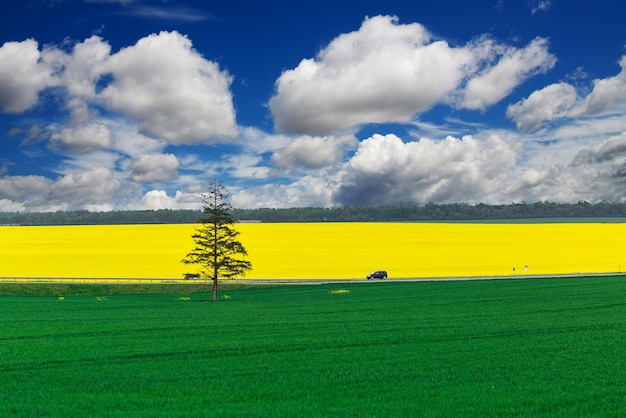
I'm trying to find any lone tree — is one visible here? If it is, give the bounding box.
[182,179,252,301]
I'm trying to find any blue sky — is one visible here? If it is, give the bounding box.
[1,0,626,211]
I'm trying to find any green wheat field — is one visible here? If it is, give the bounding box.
[1,277,625,416]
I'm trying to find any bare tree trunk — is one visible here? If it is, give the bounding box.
[212,261,218,301]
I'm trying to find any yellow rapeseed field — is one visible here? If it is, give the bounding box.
[0,222,624,279]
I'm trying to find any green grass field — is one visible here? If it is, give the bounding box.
[1,277,625,416]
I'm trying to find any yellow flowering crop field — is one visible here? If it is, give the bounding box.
[0,222,624,280]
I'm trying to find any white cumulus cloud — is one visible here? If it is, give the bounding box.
[129,153,179,182]
[47,36,112,123]
[49,123,113,153]
[271,135,358,169]
[507,55,626,131]
[334,133,518,206]
[0,170,124,212]
[232,176,334,209]
[134,189,201,210]
[506,82,578,131]
[461,37,556,110]
[580,56,626,116]
[269,16,556,135]
[270,16,474,134]
[49,167,120,207]
[100,31,237,144]
[570,131,626,167]
[0,175,53,202]
[0,39,55,113]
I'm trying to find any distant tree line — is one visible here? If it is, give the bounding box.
[0,209,201,225]
[235,201,626,222]
[1,201,626,225]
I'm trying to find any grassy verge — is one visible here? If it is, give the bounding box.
[1,276,625,416]
[0,281,269,296]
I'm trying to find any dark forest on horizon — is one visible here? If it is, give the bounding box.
[2,201,626,225]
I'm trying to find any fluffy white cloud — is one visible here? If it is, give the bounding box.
[232,176,334,208]
[0,199,27,212]
[0,175,53,201]
[45,36,112,123]
[461,37,556,110]
[134,189,201,210]
[49,167,120,206]
[270,16,474,134]
[45,37,110,100]
[570,132,626,167]
[49,123,112,153]
[137,190,178,210]
[1,32,238,147]
[0,39,54,113]
[129,153,179,182]
[580,56,626,115]
[505,145,626,204]
[269,16,556,135]
[271,135,358,169]
[100,31,237,144]
[507,55,626,131]
[334,133,518,206]
[0,173,119,212]
[105,119,166,157]
[506,82,578,131]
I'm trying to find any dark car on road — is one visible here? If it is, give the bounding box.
[366,270,388,280]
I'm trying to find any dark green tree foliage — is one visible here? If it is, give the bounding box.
[181,179,252,301]
[2,201,626,225]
